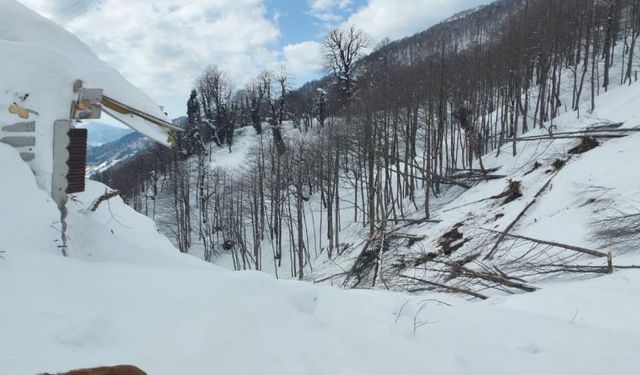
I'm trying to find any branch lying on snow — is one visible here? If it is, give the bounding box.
[314,272,348,284]
[592,213,640,250]
[437,259,539,293]
[399,274,489,300]
[515,134,626,142]
[374,218,441,224]
[484,170,560,260]
[514,125,640,142]
[614,265,640,270]
[89,189,120,212]
[478,228,609,258]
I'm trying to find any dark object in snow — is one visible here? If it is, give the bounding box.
[552,159,567,171]
[487,213,505,223]
[525,161,542,175]
[222,240,235,251]
[89,189,120,212]
[438,223,469,255]
[568,136,599,155]
[412,252,439,267]
[39,364,147,375]
[491,180,523,205]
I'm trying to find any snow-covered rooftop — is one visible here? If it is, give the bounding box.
[0,0,174,191]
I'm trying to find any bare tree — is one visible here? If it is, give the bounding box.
[324,25,369,110]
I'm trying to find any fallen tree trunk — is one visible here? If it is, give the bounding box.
[515,134,627,142]
[479,228,609,258]
[443,260,539,293]
[484,171,560,260]
[89,189,120,212]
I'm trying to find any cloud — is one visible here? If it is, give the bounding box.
[308,0,351,23]
[347,0,491,44]
[283,41,324,79]
[16,0,495,118]
[19,0,281,117]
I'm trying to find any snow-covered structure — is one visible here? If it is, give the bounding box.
[0,0,180,209]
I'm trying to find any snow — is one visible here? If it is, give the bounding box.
[2,162,640,375]
[0,0,173,192]
[0,143,58,253]
[3,77,640,373]
[1,151,640,374]
[2,2,640,373]
[0,0,167,121]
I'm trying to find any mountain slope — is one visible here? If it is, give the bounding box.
[2,140,640,375]
[78,122,133,147]
[87,132,151,177]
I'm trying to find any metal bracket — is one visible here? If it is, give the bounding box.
[71,80,103,120]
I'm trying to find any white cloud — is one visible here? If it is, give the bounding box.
[347,0,491,44]
[19,0,281,117]
[283,41,323,79]
[308,0,351,24]
[16,0,495,118]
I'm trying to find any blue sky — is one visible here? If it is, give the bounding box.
[265,0,366,46]
[20,0,493,117]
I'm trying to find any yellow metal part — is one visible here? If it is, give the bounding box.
[102,95,182,132]
[8,103,30,119]
[167,131,178,148]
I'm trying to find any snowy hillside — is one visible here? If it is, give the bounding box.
[87,132,151,177]
[2,137,640,374]
[2,0,640,374]
[78,122,133,147]
[311,79,640,294]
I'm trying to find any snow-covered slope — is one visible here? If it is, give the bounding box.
[2,1,640,373]
[78,122,133,147]
[2,138,640,375]
[1,49,640,375]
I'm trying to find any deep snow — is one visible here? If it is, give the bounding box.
[2,138,640,375]
[2,0,640,373]
[2,82,640,373]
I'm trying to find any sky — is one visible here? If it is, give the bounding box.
[19,0,493,119]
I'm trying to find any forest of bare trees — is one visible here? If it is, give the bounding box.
[94,0,640,280]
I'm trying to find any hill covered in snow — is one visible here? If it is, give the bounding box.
[2,123,640,374]
[2,0,640,374]
[78,122,133,147]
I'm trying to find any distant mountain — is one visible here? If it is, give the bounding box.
[78,121,133,146]
[86,116,187,178]
[292,0,523,103]
[87,132,152,177]
[361,0,523,66]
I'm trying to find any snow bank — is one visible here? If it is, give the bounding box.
[2,106,640,374]
[2,3,640,373]
[0,143,58,253]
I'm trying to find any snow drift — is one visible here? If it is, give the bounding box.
[1,1,640,375]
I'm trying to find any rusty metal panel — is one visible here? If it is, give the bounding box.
[66,128,87,194]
